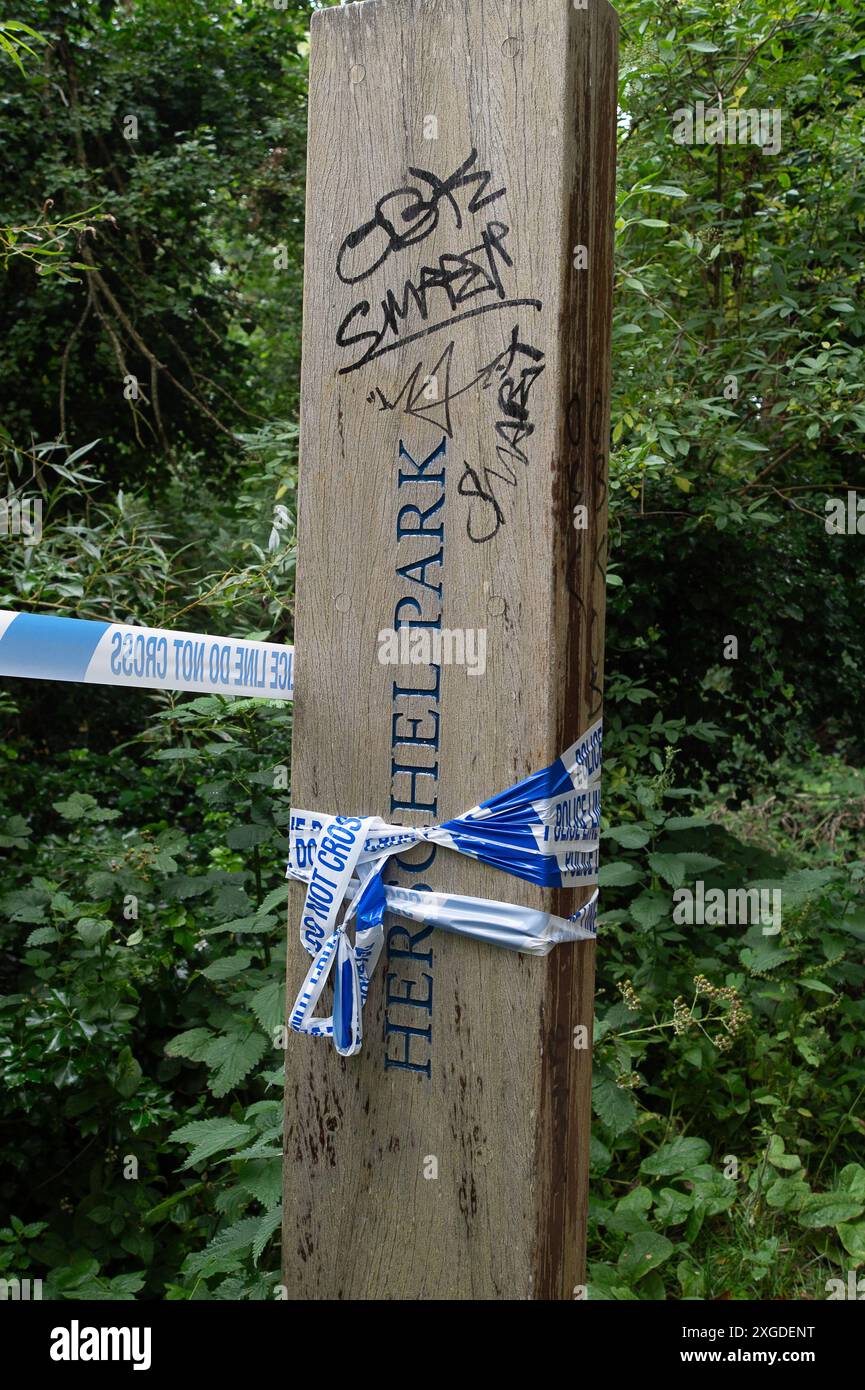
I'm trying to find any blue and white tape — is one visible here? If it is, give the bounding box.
[1,606,598,1059]
[0,610,294,701]
[287,721,602,1057]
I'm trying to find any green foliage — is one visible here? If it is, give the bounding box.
[610,0,865,780]
[588,710,865,1299]
[0,19,43,74]
[584,4,865,1294]
[1,0,863,1303]
[0,0,311,474]
[0,688,291,1297]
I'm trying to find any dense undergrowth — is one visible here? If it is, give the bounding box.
[2,0,864,1299]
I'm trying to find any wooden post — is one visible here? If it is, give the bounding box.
[283,0,617,1300]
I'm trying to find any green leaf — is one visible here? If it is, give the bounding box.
[113,1047,142,1099]
[837,1222,865,1260]
[740,943,795,973]
[795,1034,822,1066]
[183,1216,261,1276]
[837,1165,865,1203]
[249,980,284,1035]
[618,1232,675,1280]
[616,1185,653,1214]
[201,952,254,980]
[598,861,644,887]
[677,1260,705,1297]
[654,1187,693,1226]
[629,890,669,929]
[797,1193,865,1229]
[76,918,111,947]
[604,824,651,849]
[0,889,48,922]
[586,1264,639,1300]
[688,1166,736,1215]
[641,1137,710,1177]
[0,814,31,849]
[170,1118,253,1169]
[592,1071,637,1136]
[648,852,721,888]
[590,1135,612,1175]
[733,438,770,453]
[237,1159,283,1212]
[606,1209,653,1236]
[143,1182,206,1225]
[685,1198,707,1244]
[53,792,120,822]
[765,1177,810,1211]
[767,1135,801,1171]
[209,913,278,935]
[258,883,289,914]
[209,1031,269,1098]
[252,1205,282,1264]
[165,1027,215,1062]
[837,911,865,942]
[775,868,839,903]
[225,824,272,850]
[228,1141,284,1162]
[25,927,59,946]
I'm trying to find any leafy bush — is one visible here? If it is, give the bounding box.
[587,710,865,1298]
[2,0,864,1303]
[0,690,292,1297]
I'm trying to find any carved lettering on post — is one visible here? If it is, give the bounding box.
[284,0,618,1300]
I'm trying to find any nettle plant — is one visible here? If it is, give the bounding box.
[588,698,865,1299]
[152,695,291,1298]
[0,694,292,1298]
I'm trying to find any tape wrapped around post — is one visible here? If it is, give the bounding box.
[287,721,602,1057]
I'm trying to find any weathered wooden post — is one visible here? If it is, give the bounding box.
[283,0,617,1299]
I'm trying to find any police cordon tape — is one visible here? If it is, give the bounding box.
[0,609,294,700]
[0,607,601,1058]
[286,720,603,1057]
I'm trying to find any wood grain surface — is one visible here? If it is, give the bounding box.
[283,0,618,1300]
